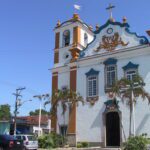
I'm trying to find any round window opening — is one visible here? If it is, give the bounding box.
[107,28,113,34]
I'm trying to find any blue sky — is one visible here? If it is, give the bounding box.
[0,0,150,116]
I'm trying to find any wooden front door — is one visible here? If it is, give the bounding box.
[106,112,120,147]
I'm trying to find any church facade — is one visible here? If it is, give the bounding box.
[51,13,150,147]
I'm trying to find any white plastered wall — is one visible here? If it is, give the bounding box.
[56,70,70,133]
[76,49,150,143]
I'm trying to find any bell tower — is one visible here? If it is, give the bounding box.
[51,14,94,143]
[53,13,94,66]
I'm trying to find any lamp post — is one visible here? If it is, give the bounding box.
[33,94,49,137]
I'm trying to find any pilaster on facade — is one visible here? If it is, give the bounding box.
[66,65,77,146]
[51,72,58,132]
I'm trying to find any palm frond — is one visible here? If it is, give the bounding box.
[45,89,84,115]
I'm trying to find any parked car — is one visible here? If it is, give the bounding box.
[15,134,38,150]
[0,134,25,150]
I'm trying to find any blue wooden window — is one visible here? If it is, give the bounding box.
[87,76,98,97]
[106,65,116,87]
[126,70,136,81]
[123,61,139,81]
[85,68,99,97]
[103,58,117,88]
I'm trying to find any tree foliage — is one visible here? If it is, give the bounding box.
[44,89,84,115]
[38,133,65,148]
[0,104,11,120]
[112,74,150,136]
[113,75,150,105]
[29,109,50,116]
[124,135,149,150]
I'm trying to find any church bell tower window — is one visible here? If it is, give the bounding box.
[84,33,88,47]
[63,30,70,47]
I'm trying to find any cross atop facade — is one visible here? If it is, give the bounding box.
[106,4,115,20]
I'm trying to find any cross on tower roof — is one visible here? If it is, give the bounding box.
[106,4,115,20]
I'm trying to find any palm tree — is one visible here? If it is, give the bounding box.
[112,75,150,137]
[45,88,84,115]
[44,88,84,145]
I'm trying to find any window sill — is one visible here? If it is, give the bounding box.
[86,96,99,105]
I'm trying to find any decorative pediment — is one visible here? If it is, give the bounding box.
[79,20,149,58]
[104,99,119,111]
[122,61,139,71]
[95,32,129,52]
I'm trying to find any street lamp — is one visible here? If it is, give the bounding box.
[33,94,49,137]
[19,99,32,107]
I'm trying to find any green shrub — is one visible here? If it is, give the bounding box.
[148,138,150,144]
[38,133,65,148]
[77,142,89,148]
[124,135,149,150]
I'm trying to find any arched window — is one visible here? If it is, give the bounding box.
[63,30,70,47]
[84,33,88,47]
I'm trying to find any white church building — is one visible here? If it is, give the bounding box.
[51,10,150,147]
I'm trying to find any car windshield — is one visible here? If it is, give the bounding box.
[27,135,36,141]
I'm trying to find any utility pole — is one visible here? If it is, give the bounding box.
[13,87,26,135]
